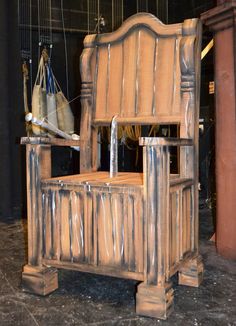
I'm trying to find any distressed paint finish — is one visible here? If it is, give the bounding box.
[26,144,51,266]
[22,143,58,295]
[22,13,202,320]
[41,173,144,274]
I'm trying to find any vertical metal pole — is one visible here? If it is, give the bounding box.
[166,0,168,23]
[110,116,118,178]
[87,0,89,34]
[97,0,100,33]
[112,0,114,31]
[121,0,123,23]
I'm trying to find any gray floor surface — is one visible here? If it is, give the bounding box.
[0,204,235,325]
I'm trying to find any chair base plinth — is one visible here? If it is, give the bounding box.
[136,282,174,320]
[22,264,58,296]
[178,255,204,287]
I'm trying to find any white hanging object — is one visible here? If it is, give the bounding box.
[31,50,74,137]
[25,113,80,151]
[47,65,75,135]
[46,94,58,136]
[46,64,58,136]
[55,89,74,135]
[31,55,47,135]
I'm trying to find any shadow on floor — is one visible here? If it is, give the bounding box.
[0,204,235,326]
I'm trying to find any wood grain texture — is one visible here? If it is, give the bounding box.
[21,137,80,147]
[22,13,202,319]
[41,173,144,273]
[22,265,58,296]
[26,144,51,266]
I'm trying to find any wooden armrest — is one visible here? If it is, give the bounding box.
[21,137,80,147]
[139,137,193,147]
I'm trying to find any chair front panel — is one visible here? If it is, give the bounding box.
[41,181,144,274]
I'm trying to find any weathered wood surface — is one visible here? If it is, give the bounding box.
[22,264,58,296]
[22,13,202,320]
[139,137,193,146]
[21,137,80,147]
[41,173,144,273]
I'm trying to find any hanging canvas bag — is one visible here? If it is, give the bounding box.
[46,63,58,136]
[31,55,47,135]
[54,78,74,135]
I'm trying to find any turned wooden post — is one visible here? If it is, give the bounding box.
[80,34,97,173]
[22,141,58,295]
[201,0,236,260]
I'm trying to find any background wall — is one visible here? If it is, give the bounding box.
[0,0,25,219]
[0,0,216,220]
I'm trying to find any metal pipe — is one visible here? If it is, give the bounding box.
[110,115,118,178]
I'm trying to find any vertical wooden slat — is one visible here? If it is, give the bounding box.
[71,191,85,262]
[107,43,123,117]
[95,46,109,119]
[43,190,52,259]
[111,193,124,265]
[175,191,180,263]
[186,188,191,252]
[152,38,158,116]
[122,31,138,117]
[190,185,196,251]
[135,30,141,116]
[123,192,129,268]
[128,194,135,271]
[60,190,71,261]
[133,193,144,273]
[154,37,176,116]
[179,189,183,259]
[84,188,93,263]
[51,190,59,260]
[169,194,174,267]
[137,29,156,117]
[93,191,98,265]
[172,37,181,115]
[97,192,114,265]
[182,189,187,254]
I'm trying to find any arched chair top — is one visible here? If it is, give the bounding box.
[83,13,199,47]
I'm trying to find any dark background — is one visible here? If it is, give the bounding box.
[0,0,216,219]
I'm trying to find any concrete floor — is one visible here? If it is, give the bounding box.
[0,204,235,326]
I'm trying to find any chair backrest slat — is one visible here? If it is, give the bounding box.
[80,13,201,172]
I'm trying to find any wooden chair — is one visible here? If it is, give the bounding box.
[21,13,203,319]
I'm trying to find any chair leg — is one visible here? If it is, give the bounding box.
[136,282,174,320]
[22,264,58,296]
[178,255,204,287]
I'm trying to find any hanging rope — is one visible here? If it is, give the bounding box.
[19,0,33,135]
[60,0,69,99]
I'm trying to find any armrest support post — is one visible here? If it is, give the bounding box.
[142,144,170,286]
[25,143,51,266]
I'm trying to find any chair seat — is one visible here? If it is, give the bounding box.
[42,171,188,189]
[42,172,143,187]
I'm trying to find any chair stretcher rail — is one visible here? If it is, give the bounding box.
[139,137,193,146]
[21,137,80,147]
